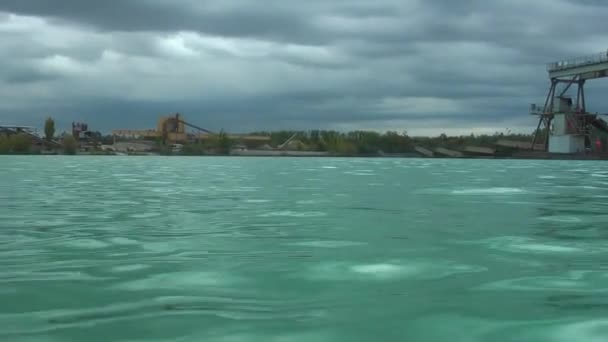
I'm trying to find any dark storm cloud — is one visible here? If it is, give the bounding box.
[0,0,319,43]
[4,0,599,48]
[1,0,608,135]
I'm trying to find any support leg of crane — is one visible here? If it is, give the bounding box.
[581,80,586,112]
[576,81,582,110]
[544,116,552,151]
[531,116,544,150]
[543,79,557,113]
[558,75,579,98]
[533,79,557,152]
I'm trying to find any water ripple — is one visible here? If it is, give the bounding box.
[3,156,608,341]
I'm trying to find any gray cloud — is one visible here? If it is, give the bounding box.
[1,0,608,136]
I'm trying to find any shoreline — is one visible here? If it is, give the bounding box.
[4,151,608,161]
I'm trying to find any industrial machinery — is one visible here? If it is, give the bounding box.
[531,49,608,154]
[112,113,215,144]
[112,113,270,146]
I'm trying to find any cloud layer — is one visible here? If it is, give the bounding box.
[1,0,608,135]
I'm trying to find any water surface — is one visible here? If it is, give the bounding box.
[2,156,608,341]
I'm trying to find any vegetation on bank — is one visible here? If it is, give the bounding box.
[0,132,79,155]
[0,133,32,154]
[0,130,538,156]
[62,134,78,155]
[44,117,55,142]
[175,130,233,156]
[168,130,537,156]
[0,116,538,156]
[242,130,536,155]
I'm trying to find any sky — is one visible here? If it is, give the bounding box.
[1,0,608,136]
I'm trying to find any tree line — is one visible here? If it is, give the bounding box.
[0,117,77,155]
[233,130,535,155]
[0,116,536,155]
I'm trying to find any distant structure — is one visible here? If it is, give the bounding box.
[112,113,194,143]
[72,122,89,139]
[531,49,608,154]
[0,125,37,136]
[112,113,270,145]
[0,124,61,150]
[158,114,187,143]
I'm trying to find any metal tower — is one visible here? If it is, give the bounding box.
[531,49,608,153]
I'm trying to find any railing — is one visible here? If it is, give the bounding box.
[547,50,608,72]
[530,103,545,115]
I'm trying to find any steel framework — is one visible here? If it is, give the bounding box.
[531,49,608,150]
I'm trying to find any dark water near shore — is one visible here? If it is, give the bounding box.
[2,156,608,341]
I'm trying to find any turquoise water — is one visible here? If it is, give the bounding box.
[2,156,608,341]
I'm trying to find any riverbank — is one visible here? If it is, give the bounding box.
[4,150,608,160]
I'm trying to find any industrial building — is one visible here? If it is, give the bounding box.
[112,113,270,146]
[531,49,608,154]
[0,125,61,152]
[112,114,189,143]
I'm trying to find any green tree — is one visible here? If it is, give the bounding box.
[217,130,233,155]
[270,131,296,147]
[44,117,55,141]
[335,138,358,155]
[182,142,206,155]
[62,134,78,155]
[0,134,10,154]
[10,134,32,153]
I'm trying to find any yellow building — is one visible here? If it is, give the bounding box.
[112,113,271,145]
[112,113,188,143]
[111,129,158,139]
[157,114,187,143]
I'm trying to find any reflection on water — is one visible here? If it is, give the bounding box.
[529,176,608,233]
[1,156,608,341]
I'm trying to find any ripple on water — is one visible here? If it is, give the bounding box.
[538,216,583,223]
[130,212,163,219]
[111,264,151,273]
[142,241,181,254]
[303,260,485,281]
[258,211,327,218]
[484,237,585,254]
[63,238,110,249]
[510,243,581,254]
[1,271,109,283]
[451,187,526,195]
[343,171,376,176]
[152,295,328,323]
[31,219,72,228]
[477,270,608,293]
[550,319,608,342]
[176,331,332,342]
[404,314,515,341]
[109,237,140,246]
[7,157,608,341]
[296,199,329,205]
[350,263,412,278]
[108,200,141,206]
[115,271,240,291]
[288,240,366,248]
